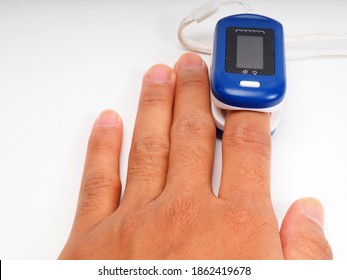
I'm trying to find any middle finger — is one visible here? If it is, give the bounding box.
[165,53,216,194]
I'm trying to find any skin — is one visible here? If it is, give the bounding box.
[59,53,332,260]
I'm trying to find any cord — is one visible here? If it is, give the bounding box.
[286,33,347,59]
[178,0,252,55]
[178,0,347,59]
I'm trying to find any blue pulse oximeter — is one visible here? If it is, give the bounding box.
[210,14,286,134]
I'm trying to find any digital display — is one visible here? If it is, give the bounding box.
[236,35,264,69]
[225,27,275,75]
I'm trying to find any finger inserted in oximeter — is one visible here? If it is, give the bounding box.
[210,14,286,134]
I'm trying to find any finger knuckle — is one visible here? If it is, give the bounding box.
[88,131,118,155]
[84,171,120,193]
[223,124,271,158]
[130,136,170,162]
[140,85,173,109]
[128,136,169,183]
[79,171,120,213]
[173,116,215,140]
[177,71,209,92]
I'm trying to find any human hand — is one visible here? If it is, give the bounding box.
[59,53,332,259]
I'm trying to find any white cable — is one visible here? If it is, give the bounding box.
[287,52,347,59]
[286,33,347,59]
[286,33,347,43]
[178,0,347,59]
[178,0,252,55]
[178,15,212,54]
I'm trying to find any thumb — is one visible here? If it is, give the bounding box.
[280,198,333,259]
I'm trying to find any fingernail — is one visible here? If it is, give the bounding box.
[96,110,121,128]
[178,53,203,69]
[147,64,173,83]
[301,198,325,229]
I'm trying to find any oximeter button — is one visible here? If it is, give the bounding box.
[239,81,261,88]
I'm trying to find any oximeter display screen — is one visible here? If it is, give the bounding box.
[236,36,264,69]
[225,27,275,75]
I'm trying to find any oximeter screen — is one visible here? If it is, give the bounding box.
[236,36,264,69]
[226,27,275,75]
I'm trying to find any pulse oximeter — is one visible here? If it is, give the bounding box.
[210,14,286,134]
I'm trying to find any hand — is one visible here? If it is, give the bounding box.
[59,53,332,259]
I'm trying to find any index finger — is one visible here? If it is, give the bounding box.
[218,111,272,202]
[164,53,216,194]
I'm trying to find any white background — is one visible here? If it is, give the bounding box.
[0,0,346,259]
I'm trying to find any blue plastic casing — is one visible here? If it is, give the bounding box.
[211,14,286,109]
